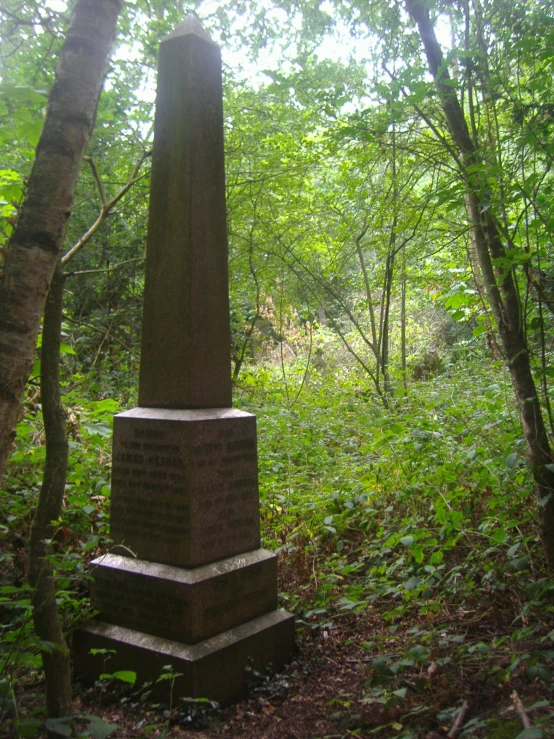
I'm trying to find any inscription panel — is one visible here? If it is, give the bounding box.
[110,408,261,567]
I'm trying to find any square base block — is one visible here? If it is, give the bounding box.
[110,407,261,567]
[90,549,277,643]
[73,609,295,705]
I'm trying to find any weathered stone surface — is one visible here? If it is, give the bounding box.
[138,16,231,409]
[90,549,277,643]
[73,609,296,705]
[73,18,295,701]
[110,408,261,567]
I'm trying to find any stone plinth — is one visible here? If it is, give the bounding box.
[73,609,295,705]
[90,550,277,643]
[110,408,261,568]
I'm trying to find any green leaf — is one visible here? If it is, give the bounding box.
[82,715,119,739]
[491,529,506,544]
[512,556,530,571]
[445,293,469,309]
[90,722,118,739]
[29,359,41,380]
[527,664,552,681]
[515,729,542,739]
[17,719,42,738]
[506,453,518,468]
[370,656,396,686]
[45,718,72,737]
[82,423,111,438]
[112,670,136,684]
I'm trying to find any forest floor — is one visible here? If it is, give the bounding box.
[11,554,553,739]
[71,611,551,739]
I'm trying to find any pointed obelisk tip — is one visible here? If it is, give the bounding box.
[162,14,217,45]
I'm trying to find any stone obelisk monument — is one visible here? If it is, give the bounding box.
[73,17,294,704]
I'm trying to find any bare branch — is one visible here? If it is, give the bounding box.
[84,156,106,206]
[447,700,470,739]
[62,150,151,266]
[65,256,143,278]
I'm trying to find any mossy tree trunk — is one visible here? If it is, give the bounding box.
[0,0,122,485]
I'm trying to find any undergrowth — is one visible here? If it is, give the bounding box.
[238,352,554,736]
[1,350,553,737]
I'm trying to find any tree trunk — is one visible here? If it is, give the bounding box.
[28,262,72,718]
[464,196,502,361]
[0,0,122,485]
[406,0,554,569]
[380,121,398,399]
[401,243,407,390]
[380,250,394,397]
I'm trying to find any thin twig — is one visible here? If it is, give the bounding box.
[85,156,106,206]
[512,691,532,730]
[292,322,313,405]
[65,256,143,277]
[447,700,470,739]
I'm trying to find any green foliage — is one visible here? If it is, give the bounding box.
[1,389,120,725]
[247,353,537,614]
[45,714,118,739]
[236,352,554,730]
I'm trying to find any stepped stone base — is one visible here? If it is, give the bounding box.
[75,406,296,703]
[73,609,295,705]
[90,549,278,643]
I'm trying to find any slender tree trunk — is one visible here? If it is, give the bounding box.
[28,263,71,718]
[233,231,261,381]
[0,0,122,485]
[406,0,554,569]
[401,243,407,390]
[380,121,398,399]
[464,195,502,360]
[380,250,394,397]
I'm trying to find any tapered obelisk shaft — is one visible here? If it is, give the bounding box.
[139,15,232,409]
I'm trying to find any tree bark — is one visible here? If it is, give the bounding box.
[401,243,407,390]
[28,262,71,718]
[0,0,122,485]
[406,0,554,569]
